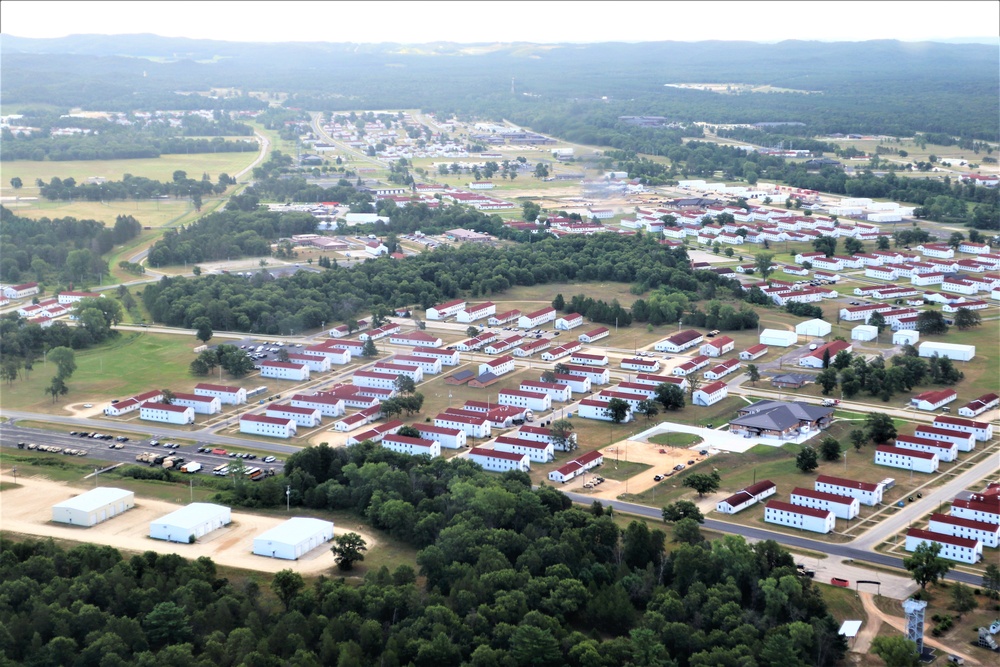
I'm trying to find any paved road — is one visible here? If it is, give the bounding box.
[562,491,985,586]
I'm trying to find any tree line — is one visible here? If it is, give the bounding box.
[139,236,711,335]
[0,207,140,285]
[38,172,235,205]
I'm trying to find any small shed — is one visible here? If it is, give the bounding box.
[795,319,832,337]
[759,329,798,347]
[253,517,335,560]
[851,325,878,342]
[52,487,134,527]
[892,330,919,346]
[150,503,232,544]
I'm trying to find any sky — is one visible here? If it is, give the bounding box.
[2,1,998,44]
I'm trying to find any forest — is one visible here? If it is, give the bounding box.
[0,442,847,667]
[2,38,997,140]
[139,235,747,335]
[0,207,141,285]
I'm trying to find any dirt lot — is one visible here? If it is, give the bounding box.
[0,469,375,575]
[578,439,704,500]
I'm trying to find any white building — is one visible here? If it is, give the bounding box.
[552,373,592,394]
[851,324,878,342]
[764,500,835,534]
[958,393,999,418]
[392,354,442,375]
[703,359,741,380]
[353,370,401,390]
[715,480,777,515]
[795,319,832,337]
[814,475,883,506]
[693,380,728,406]
[672,355,710,377]
[195,383,247,405]
[478,355,515,377]
[171,392,221,415]
[913,425,975,452]
[578,398,632,423]
[928,513,1000,548]
[290,393,346,417]
[414,424,467,449]
[700,336,735,357]
[52,487,134,526]
[555,313,584,330]
[410,347,460,366]
[456,302,497,323]
[918,342,975,362]
[892,330,919,346]
[874,445,938,473]
[933,415,993,441]
[904,528,981,564]
[621,357,660,373]
[519,380,572,402]
[287,353,332,373]
[426,298,467,320]
[548,450,603,483]
[267,404,323,428]
[655,329,704,353]
[434,413,491,438]
[373,361,424,382]
[390,331,443,348]
[570,352,609,366]
[150,503,231,544]
[240,414,297,438]
[950,497,1000,526]
[517,307,557,329]
[381,434,441,458]
[578,327,610,344]
[492,435,555,463]
[790,487,860,520]
[140,402,195,425]
[910,388,958,411]
[468,447,531,473]
[895,434,958,462]
[739,344,769,361]
[759,329,798,347]
[260,361,311,381]
[498,389,551,412]
[562,364,609,385]
[253,517,335,560]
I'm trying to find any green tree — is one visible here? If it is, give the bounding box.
[816,368,838,395]
[982,563,1000,599]
[904,542,952,590]
[947,231,965,248]
[673,517,704,544]
[755,252,775,280]
[954,307,981,330]
[746,364,760,386]
[394,374,416,395]
[795,446,819,473]
[950,582,976,614]
[193,317,213,344]
[549,419,576,451]
[47,346,76,380]
[271,569,305,610]
[916,310,948,335]
[142,601,192,649]
[362,338,378,358]
[607,397,630,424]
[868,311,887,337]
[635,399,660,421]
[844,237,864,255]
[654,383,685,411]
[510,625,561,667]
[682,471,721,497]
[662,500,704,523]
[192,265,202,276]
[850,429,868,451]
[865,412,897,444]
[160,388,176,404]
[870,635,920,667]
[819,437,841,462]
[466,325,480,338]
[10,176,22,189]
[331,532,368,571]
[552,293,565,311]
[276,348,290,362]
[44,375,69,403]
[877,236,891,250]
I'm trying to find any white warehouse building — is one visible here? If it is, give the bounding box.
[918,342,975,362]
[150,503,232,544]
[795,319,832,337]
[759,329,798,347]
[253,517,335,560]
[52,487,134,527]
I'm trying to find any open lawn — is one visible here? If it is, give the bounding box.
[0,151,258,198]
[648,432,703,448]
[2,332,204,414]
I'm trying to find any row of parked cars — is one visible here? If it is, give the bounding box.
[19,442,87,456]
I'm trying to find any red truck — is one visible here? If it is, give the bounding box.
[830,577,850,588]
[211,448,227,456]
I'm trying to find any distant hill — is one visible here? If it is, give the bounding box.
[1,35,996,139]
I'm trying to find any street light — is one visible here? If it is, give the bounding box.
[286,485,291,512]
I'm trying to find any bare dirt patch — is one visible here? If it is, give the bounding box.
[582,439,702,500]
[0,469,375,575]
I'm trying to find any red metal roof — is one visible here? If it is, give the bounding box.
[906,527,978,549]
[765,500,833,519]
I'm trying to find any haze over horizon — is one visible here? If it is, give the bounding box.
[2,0,998,45]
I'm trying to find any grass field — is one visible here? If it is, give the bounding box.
[648,432,703,448]
[2,332,203,414]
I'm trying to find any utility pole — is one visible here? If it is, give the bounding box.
[286,485,291,512]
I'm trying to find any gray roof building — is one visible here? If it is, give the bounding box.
[731,400,833,433]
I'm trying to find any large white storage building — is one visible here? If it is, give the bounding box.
[253,517,335,560]
[795,319,832,337]
[918,342,975,361]
[52,487,134,526]
[759,329,798,347]
[150,503,232,543]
